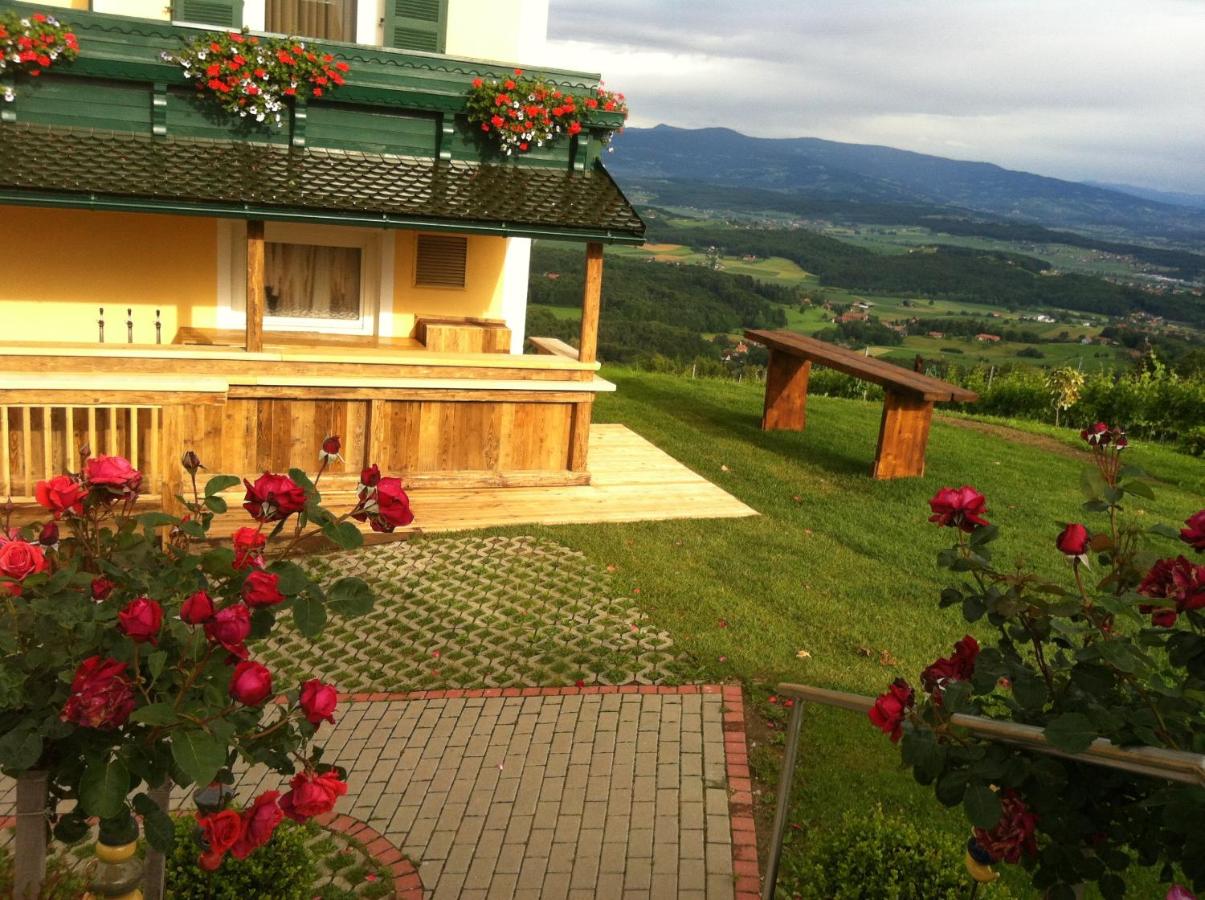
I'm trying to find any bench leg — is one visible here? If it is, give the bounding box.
[761,351,811,431]
[873,392,933,479]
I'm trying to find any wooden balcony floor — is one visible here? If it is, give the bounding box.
[208,425,759,541]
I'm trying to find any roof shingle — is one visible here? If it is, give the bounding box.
[0,124,645,241]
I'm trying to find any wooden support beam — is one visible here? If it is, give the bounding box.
[761,350,811,432]
[872,390,934,479]
[579,241,604,364]
[568,400,593,474]
[245,220,266,353]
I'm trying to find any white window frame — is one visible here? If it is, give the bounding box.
[217,220,392,336]
[243,0,383,44]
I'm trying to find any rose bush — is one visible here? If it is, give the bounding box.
[0,440,414,875]
[870,424,1204,897]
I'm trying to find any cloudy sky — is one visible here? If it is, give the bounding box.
[543,0,1205,194]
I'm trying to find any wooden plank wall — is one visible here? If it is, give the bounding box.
[0,405,160,499]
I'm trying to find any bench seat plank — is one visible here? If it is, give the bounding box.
[745,329,978,403]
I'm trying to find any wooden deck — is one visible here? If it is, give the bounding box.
[207,424,758,540]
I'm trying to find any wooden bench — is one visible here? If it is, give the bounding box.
[745,329,978,479]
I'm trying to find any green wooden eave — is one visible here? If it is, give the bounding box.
[0,123,646,243]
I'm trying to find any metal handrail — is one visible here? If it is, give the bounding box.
[761,682,1205,900]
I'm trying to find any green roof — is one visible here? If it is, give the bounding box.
[0,123,645,243]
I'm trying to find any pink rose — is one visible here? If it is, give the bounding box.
[84,454,142,496]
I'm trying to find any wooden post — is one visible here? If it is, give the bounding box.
[761,350,811,432]
[245,220,265,353]
[578,241,603,364]
[142,783,172,900]
[568,400,593,474]
[872,390,934,479]
[14,770,48,899]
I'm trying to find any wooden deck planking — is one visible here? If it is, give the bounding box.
[205,425,757,540]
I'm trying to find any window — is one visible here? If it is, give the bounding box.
[415,234,467,288]
[266,0,355,42]
[383,0,447,53]
[265,243,362,320]
[172,0,243,27]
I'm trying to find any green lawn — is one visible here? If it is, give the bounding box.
[485,367,1202,898]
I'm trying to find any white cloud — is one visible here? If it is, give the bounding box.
[544,0,1205,193]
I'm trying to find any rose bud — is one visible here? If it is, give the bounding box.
[90,576,116,602]
[1181,510,1205,553]
[229,660,273,706]
[242,569,284,608]
[360,464,381,488]
[38,521,60,549]
[78,443,91,461]
[299,679,338,726]
[118,597,163,644]
[278,770,348,822]
[1056,523,1090,558]
[181,450,204,473]
[319,435,342,463]
[181,590,215,625]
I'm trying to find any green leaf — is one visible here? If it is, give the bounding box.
[1149,523,1182,540]
[267,560,310,595]
[80,756,131,819]
[170,730,226,787]
[204,475,242,497]
[133,793,175,853]
[1044,712,1097,753]
[147,651,168,683]
[136,512,178,529]
[204,495,228,514]
[969,524,999,546]
[288,467,317,496]
[0,727,43,771]
[1121,479,1155,501]
[963,783,1002,829]
[292,592,328,638]
[1082,499,1110,513]
[324,520,363,550]
[328,576,375,617]
[53,810,91,845]
[179,519,205,538]
[935,770,968,807]
[129,703,178,726]
[249,607,276,640]
[201,548,236,575]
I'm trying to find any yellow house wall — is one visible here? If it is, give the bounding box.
[389,231,507,338]
[0,207,217,344]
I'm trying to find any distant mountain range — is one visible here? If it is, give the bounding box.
[1084,182,1205,211]
[607,125,1205,243]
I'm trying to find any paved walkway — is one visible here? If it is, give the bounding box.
[1,685,760,900]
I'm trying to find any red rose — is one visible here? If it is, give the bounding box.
[0,536,47,587]
[1056,523,1090,557]
[927,486,989,532]
[1181,510,1205,553]
[205,603,252,658]
[279,770,348,822]
[35,474,86,518]
[242,569,284,607]
[38,522,59,549]
[972,790,1038,864]
[921,635,979,698]
[230,791,283,860]
[181,590,215,625]
[197,808,243,870]
[90,576,116,602]
[299,679,338,726]
[118,597,163,644]
[352,476,414,533]
[1137,556,1205,627]
[229,660,273,706]
[320,434,342,462]
[232,526,266,570]
[61,656,136,729]
[84,455,142,496]
[868,678,913,743]
[242,472,306,522]
[1080,422,1111,446]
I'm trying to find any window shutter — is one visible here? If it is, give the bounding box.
[172,0,243,27]
[415,234,467,287]
[383,0,447,53]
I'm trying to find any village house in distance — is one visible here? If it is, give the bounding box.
[0,0,645,523]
